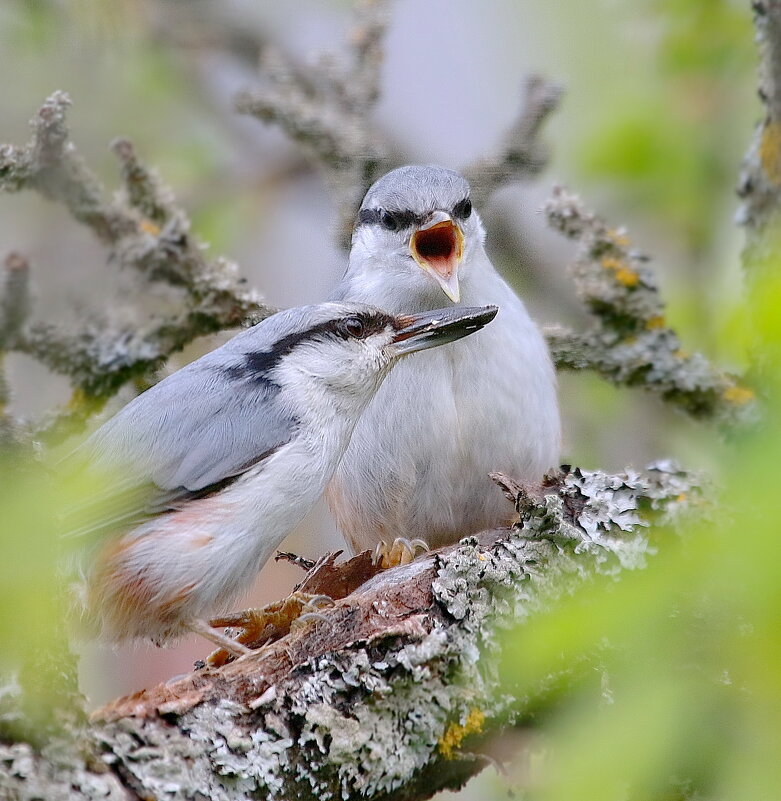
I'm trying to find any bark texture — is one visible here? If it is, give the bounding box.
[0,464,698,801]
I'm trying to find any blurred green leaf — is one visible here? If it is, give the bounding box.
[575,0,754,254]
[0,447,148,742]
[498,264,781,800]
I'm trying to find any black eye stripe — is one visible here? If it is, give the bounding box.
[335,312,396,339]
[238,312,394,380]
[358,202,472,228]
[357,207,425,230]
[358,208,381,225]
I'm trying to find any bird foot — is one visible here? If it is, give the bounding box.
[372,537,429,569]
[205,591,334,667]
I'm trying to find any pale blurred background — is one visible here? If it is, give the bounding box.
[0,1,756,796]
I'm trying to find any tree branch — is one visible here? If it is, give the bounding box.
[0,252,32,446]
[0,463,699,801]
[738,0,781,276]
[236,4,561,247]
[236,0,392,247]
[544,187,757,425]
[0,93,276,443]
[462,74,564,208]
[0,92,137,243]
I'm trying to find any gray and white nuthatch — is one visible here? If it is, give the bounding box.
[73,301,497,653]
[328,165,561,553]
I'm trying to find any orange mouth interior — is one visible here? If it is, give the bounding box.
[411,221,463,277]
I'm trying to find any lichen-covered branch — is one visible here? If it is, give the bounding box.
[0,252,32,350]
[0,252,32,446]
[236,0,392,246]
[462,74,564,208]
[0,463,699,801]
[0,92,276,443]
[544,187,756,425]
[0,95,133,242]
[738,0,781,276]
[237,3,561,247]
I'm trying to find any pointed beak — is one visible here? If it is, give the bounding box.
[389,305,498,356]
[410,211,465,302]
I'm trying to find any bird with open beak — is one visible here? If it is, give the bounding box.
[328,165,561,554]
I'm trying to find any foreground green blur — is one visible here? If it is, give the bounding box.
[0,450,146,740]
[498,272,781,799]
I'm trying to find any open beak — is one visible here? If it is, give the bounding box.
[410,211,465,302]
[389,305,498,356]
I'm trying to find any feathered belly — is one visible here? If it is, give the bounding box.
[86,451,328,645]
[87,492,254,644]
[327,330,558,552]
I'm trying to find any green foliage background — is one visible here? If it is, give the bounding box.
[493,3,779,799]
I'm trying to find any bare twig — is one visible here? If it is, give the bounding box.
[0,93,276,443]
[544,187,756,425]
[237,0,392,246]
[339,0,388,110]
[0,252,32,446]
[237,8,561,247]
[462,74,564,207]
[0,464,700,801]
[0,92,135,242]
[0,252,31,349]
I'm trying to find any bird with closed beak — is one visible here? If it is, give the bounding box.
[70,301,497,655]
[328,165,561,555]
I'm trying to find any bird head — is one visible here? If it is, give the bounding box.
[240,302,497,409]
[349,166,485,306]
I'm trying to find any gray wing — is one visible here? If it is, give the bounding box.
[66,360,297,537]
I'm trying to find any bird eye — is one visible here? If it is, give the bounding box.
[379,209,399,231]
[339,316,366,338]
[454,197,472,220]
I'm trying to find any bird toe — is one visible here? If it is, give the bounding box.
[373,537,429,568]
[205,590,336,666]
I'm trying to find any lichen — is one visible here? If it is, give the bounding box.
[759,120,781,186]
[438,708,486,759]
[0,462,704,801]
[545,187,756,426]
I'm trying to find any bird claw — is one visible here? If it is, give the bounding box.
[291,611,330,631]
[373,537,429,568]
[300,594,335,612]
[205,591,335,667]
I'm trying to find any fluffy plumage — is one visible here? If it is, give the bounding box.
[328,165,561,551]
[69,301,495,647]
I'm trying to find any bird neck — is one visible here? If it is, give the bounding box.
[341,246,496,314]
[276,361,388,456]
